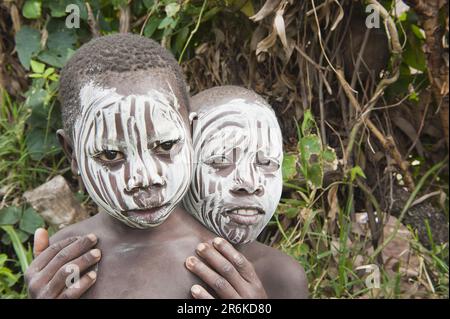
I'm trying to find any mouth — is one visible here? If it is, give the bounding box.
[222,207,264,226]
[124,203,170,224]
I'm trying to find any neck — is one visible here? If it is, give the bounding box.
[98,204,215,242]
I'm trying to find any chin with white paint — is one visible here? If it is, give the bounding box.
[184,99,283,244]
[74,82,192,229]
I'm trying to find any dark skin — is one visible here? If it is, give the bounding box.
[25,74,308,299]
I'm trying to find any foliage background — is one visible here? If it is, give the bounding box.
[0,0,448,298]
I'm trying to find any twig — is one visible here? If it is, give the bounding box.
[178,0,207,64]
[86,2,100,37]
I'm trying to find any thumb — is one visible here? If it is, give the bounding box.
[33,228,49,258]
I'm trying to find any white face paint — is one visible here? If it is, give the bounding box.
[183,99,283,244]
[74,83,192,229]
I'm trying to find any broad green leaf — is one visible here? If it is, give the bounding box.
[38,48,75,68]
[299,135,322,164]
[282,154,298,181]
[24,88,47,109]
[158,16,175,29]
[15,26,41,70]
[19,208,45,234]
[22,0,42,19]
[0,207,22,225]
[25,128,60,160]
[144,17,162,38]
[30,60,45,74]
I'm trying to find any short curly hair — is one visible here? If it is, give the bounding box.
[59,33,189,140]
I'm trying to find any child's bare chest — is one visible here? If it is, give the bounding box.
[81,239,199,298]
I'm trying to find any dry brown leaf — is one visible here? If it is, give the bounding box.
[250,0,282,22]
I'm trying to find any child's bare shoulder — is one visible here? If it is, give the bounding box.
[244,241,309,298]
[49,215,100,244]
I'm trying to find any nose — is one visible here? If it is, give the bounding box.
[125,157,165,193]
[230,163,264,196]
[230,183,264,196]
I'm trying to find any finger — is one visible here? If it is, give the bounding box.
[212,237,257,283]
[185,256,239,299]
[57,271,97,299]
[39,234,98,282]
[33,228,49,258]
[195,243,245,292]
[28,236,81,275]
[191,285,214,299]
[46,248,101,297]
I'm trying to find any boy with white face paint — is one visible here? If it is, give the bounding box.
[184,86,283,244]
[25,35,307,299]
[183,86,307,299]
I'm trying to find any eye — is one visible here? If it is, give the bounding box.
[256,156,279,171]
[95,150,125,163]
[154,140,179,154]
[257,158,271,166]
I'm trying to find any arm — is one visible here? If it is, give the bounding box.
[24,228,101,299]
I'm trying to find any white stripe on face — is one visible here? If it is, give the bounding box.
[74,83,192,229]
[183,99,283,244]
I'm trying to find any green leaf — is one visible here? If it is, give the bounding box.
[301,109,316,137]
[282,154,298,181]
[0,225,31,273]
[22,0,42,19]
[15,26,41,70]
[0,207,22,225]
[158,16,175,29]
[144,17,161,38]
[43,67,55,78]
[165,3,180,17]
[143,0,155,9]
[350,165,366,182]
[308,163,323,188]
[322,148,337,163]
[174,26,190,54]
[1,229,30,245]
[299,135,322,163]
[38,48,75,68]
[24,87,47,109]
[284,207,299,219]
[30,60,45,74]
[19,208,45,234]
[25,128,60,161]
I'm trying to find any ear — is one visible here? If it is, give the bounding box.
[189,112,198,137]
[57,129,79,176]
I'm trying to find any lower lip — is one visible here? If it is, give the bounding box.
[125,205,168,224]
[225,211,263,226]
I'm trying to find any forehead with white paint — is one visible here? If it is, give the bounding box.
[73,82,192,228]
[184,98,283,244]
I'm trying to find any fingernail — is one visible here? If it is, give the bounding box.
[197,243,206,252]
[191,285,201,295]
[90,249,101,258]
[87,233,97,242]
[88,271,97,280]
[213,237,224,246]
[186,256,196,268]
